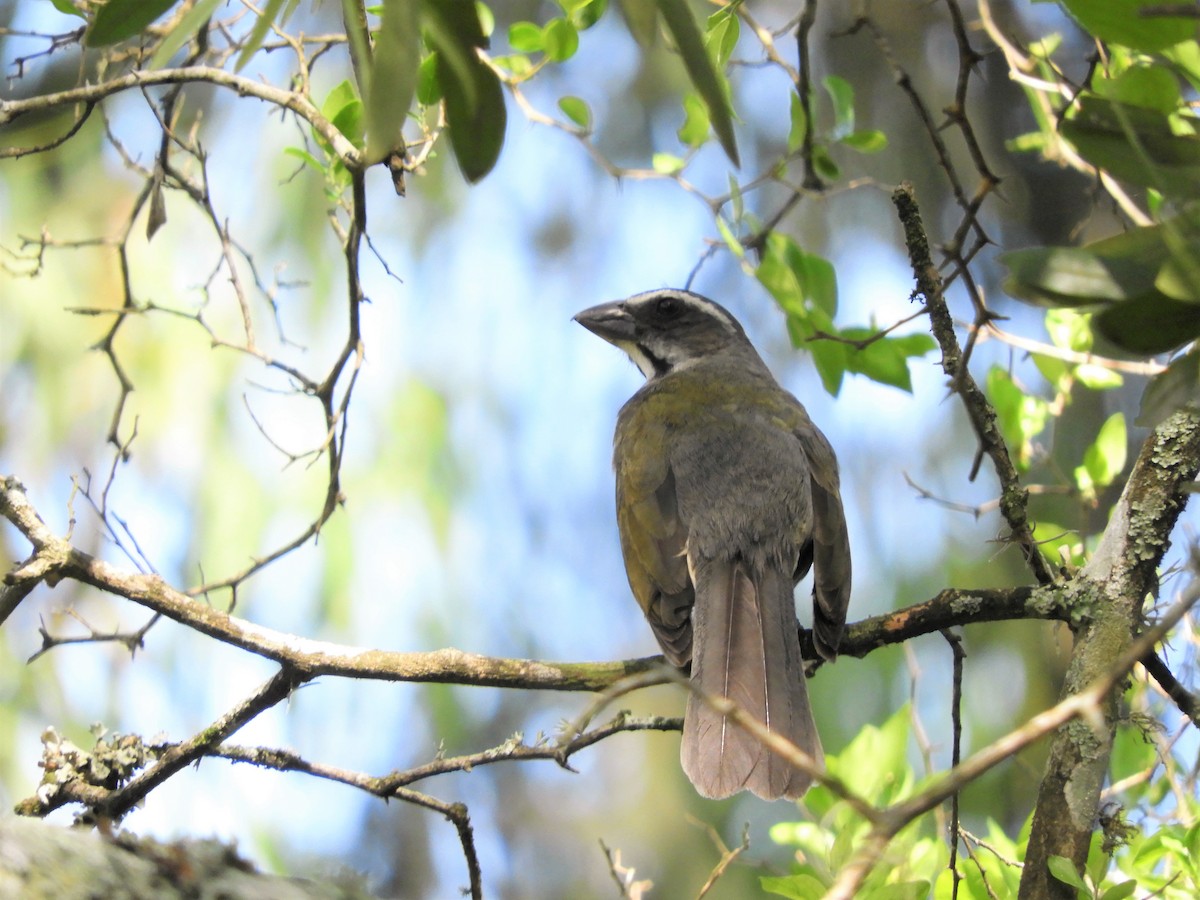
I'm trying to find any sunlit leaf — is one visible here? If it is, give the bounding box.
[760,873,826,900]
[1075,412,1127,499]
[1047,855,1089,891]
[652,152,684,174]
[840,129,887,153]
[558,95,591,129]
[677,92,710,147]
[705,7,739,69]
[508,21,543,52]
[1074,364,1123,390]
[1093,64,1181,113]
[543,17,579,61]
[987,366,1048,470]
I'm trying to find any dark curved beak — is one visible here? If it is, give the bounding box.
[573,301,636,345]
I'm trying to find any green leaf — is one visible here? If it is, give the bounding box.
[1076,412,1127,499]
[236,0,287,71]
[1046,308,1094,352]
[760,873,827,900]
[49,0,85,18]
[715,216,744,260]
[365,0,421,164]
[1136,349,1200,427]
[652,152,685,174]
[826,705,912,804]
[839,331,936,393]
[416,52,442,105]
[426,0,508,182]
[808,336,849,396]
[656,0,739,166]
[1061,0,1193,52]
[987,366,1049,471]
[1033,521,1085,569]
[840,129,887,153]
[86,0,177,46]
[1074,364,1123,390]
[677,92,711,147]
[284,146,327,175]
[1047,855,1088,891]
[705,7,739,69]
[788,92,807,155]
[1094,294,1200,354]
[1093,64,1181,113]
[557,95,591,129]
[812,144,839,180]
[543,17,579,61]
[321,80,365,148]
[1063,95,1200,198]
[1099,881,1138,900]
[508,21,544,52]
[150,0,223,68]
[823,74,855,138]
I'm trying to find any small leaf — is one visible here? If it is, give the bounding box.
[656,0,739,166]
[812,145,839,180]
[788,92,807,155]
[677,92,711,147]
[823,75,855,138]
[840,129,887,153]
[1046,308,1094,353]
[1047,855,1088,891]
[705,8,739,69]
[508,21,543,52]
[1093,64,1181,113]
[652,152,685,174]
[415,52,442,105]
[558,95,591,129]
[1077,412,1127,498]
[49,0,85,18]
[715,216,744,260]
[543,18,579,61]
[987,366,1049,471]
[1074,364,1123,390]
[87,0,178,46]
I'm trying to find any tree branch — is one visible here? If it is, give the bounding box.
[0,66,362,167]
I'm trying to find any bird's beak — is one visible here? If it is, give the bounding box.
[573,301,636,345]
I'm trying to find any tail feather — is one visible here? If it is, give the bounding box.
[680,558,821,800]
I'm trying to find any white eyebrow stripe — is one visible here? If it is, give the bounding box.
[626,289,740,332]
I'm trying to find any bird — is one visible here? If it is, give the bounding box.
[574,288,851,800]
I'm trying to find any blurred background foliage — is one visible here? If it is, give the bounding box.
[1,0,1198,897]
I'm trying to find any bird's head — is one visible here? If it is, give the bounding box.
[574,289,758,379]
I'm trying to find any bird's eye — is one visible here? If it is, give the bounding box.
[655,296,682,318]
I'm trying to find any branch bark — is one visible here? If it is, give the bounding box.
[1019,410,1200,899]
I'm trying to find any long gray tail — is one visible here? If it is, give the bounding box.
[680,558,822,800]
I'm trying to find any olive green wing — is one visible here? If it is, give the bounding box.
[614,415,693,667]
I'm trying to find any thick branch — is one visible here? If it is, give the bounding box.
[1020,410,1200,899]
[0,67,362,167]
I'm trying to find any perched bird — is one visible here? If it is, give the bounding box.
[575,288,851,800]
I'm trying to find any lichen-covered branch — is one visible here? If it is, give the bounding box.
[1020,410,1200,899]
